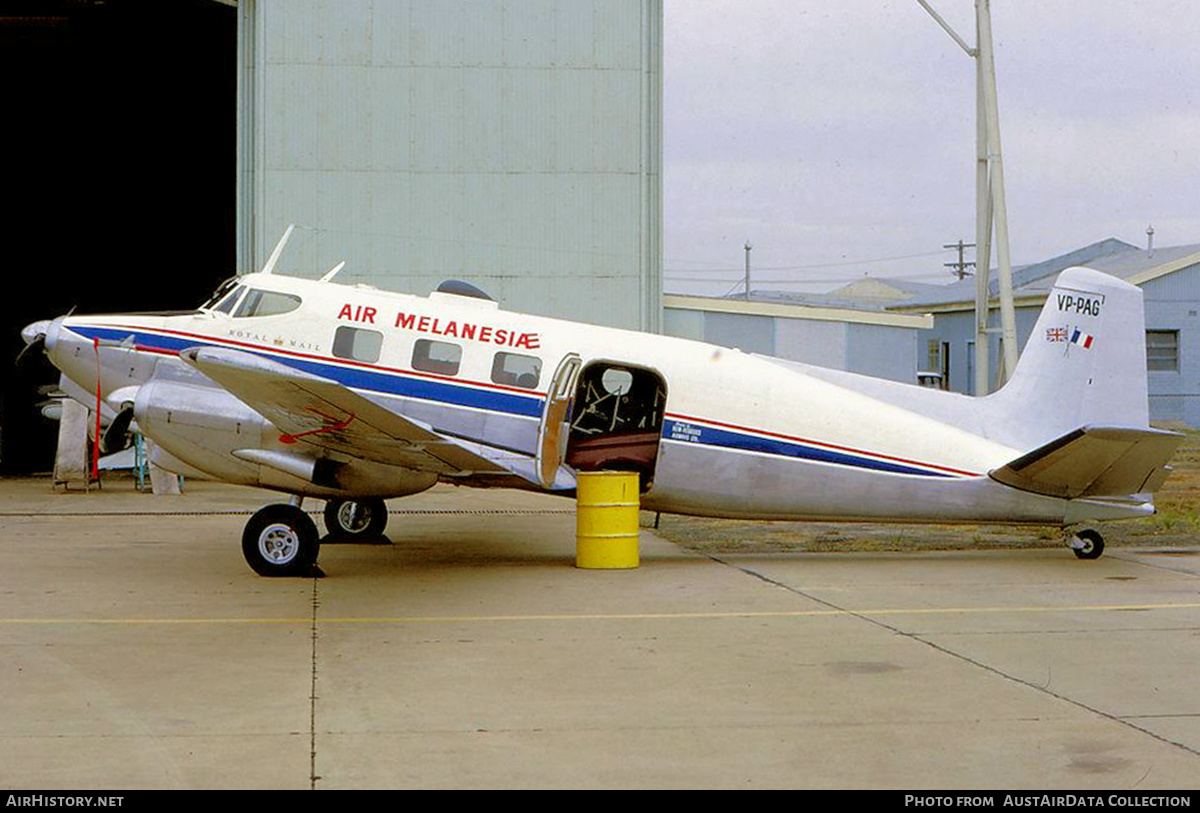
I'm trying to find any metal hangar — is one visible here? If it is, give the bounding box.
[235,0,664,331]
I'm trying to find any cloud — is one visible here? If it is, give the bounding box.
[664,0,1200,293]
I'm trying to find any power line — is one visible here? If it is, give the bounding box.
[664,248,953,275]
[665,270,956,285]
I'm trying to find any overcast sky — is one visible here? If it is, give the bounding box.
[662,0,1200,296]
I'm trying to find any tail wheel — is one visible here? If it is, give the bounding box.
[1072,529,1105,560]
[243,504,320,577]
[323,498,388,542]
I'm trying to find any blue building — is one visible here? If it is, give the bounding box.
[888,239,1200,427]
[663,292,934,384]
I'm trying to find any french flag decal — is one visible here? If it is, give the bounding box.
[1070,328,1094,349]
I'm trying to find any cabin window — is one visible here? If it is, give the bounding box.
[1147,330,1179,372]
[234,289,303,318]
[491,352,541,389]
[412,339,462,376]
[333,326,383,364]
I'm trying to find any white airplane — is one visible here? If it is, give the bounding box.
[21,238,1182,576]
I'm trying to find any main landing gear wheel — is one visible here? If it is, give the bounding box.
[323,498,388,542]
[1070,528,1105,560]
[243,504,321,577]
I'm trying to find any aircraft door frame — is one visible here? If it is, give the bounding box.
[535,352,581,489]
[563,360,668,491]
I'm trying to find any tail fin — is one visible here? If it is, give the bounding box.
[985,267,1150,450]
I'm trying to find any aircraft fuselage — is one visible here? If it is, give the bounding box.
[33,272,1151,527]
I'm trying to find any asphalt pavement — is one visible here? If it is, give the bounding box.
[0,477,1197,789]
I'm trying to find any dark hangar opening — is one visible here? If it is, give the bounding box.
[0,0,236,473]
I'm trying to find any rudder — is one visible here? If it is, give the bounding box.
[984,267,1149,450]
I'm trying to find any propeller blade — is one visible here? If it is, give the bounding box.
[101,404,136,455]
[15,334,45,367]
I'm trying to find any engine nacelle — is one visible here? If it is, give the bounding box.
[134,376,437,499]
[135,377,264,486]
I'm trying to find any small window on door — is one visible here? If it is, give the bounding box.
[492,352,542,389]
[412,339,462,376]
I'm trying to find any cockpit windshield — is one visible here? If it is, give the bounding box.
[201,278,242,312]
[199,278,302,318]
[233,289,302,318]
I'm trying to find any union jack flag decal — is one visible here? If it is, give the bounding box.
[1046,327,1067,342]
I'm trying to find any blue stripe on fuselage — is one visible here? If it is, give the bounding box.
[665,419,958,478]
[74,325,544,418]
[77,325,961,479]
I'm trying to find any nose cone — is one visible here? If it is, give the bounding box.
[21,319,51,347]
[20,316,67,369]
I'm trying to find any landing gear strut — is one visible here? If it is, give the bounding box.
[242,503,322,577]
[323,497,389,542]
[1068,528,1105,560]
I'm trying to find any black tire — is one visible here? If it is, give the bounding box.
[242,504,321,577]
[1072,529,1105,560]
[323,498,388,541]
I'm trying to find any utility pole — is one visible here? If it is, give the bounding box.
[976,0,1018,390]
[918,0,1019,395]
[944,239,976,280]
[743,241,753,298]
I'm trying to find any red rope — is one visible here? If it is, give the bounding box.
[92,337,101,481]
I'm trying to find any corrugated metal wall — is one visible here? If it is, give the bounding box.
[238,0,662,330]
[922,276,1198,426]
[845,323,917,381]
[1143,264,1200,426]
[773,318,846,370]
[661,306,923,385]
[919,307,1041,396]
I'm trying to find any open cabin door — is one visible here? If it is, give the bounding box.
[535,353,582,489]
[564,361,668,491]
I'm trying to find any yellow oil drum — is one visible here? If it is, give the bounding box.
[575,470,640,569]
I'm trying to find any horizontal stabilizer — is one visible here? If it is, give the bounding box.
[989,425,1183,499]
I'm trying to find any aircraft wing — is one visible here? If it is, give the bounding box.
[989,425,1184,499]
[179,346,542,481]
